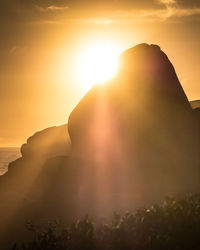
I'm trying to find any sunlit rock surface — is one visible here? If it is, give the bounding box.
[0,44,200,248]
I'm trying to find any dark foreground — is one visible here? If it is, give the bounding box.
[13,193,200,250]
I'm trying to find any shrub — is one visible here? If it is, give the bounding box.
[13,194,200,250]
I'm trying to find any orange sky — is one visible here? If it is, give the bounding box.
[0,0,200,147]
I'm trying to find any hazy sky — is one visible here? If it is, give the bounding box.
[0,0,200,146]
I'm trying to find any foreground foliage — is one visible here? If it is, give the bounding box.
[13,194,200,250]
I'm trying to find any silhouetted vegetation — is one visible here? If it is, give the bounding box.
[13,193,200,250]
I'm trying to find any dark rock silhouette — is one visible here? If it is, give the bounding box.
[191,100,200,128]
[67,44,200,220]
[0,44,200,248]
[69,44,200,203]
[0,124,71,247]
[190,100,200,109]
[0,124,70,189]
[20,124,70,159]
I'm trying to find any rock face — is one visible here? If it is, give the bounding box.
[190,100,200,109]
[21,124,70,159]
[0,124,71,248]
[69,44,194,160]
[0,124,70,185]
[68,44,200,211]
[191,100,200,128]
[0,43,200,248]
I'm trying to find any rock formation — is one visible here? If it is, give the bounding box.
[0,124,70,194]
[68,44,200,213]
[190,100,200,109]
[0,44,199,248]
[0,124,71,248]
[190,100,200,128]
[20,124,70,159]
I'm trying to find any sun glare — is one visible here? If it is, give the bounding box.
[76,43,120,90]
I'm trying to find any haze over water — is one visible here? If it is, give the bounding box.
[0,148,20,175]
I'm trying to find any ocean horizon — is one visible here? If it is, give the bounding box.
[0,147,21,175]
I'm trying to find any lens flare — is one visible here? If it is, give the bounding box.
[76,43,120,90]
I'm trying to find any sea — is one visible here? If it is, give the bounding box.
[0,147,21,175]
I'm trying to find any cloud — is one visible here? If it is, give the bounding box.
[1,0,200,27]
[47,5,69,11]
[80,17,118,25]
[170,7,200,18]
[158,0,176,5]
[29,20,61,25]
[37,5,69,12]
[153,2,200,21]
[84,0,200,24]
[84,7,200,25]
[154,0,200,20]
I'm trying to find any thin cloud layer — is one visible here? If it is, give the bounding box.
[37,5,69,12]
[1,0,200,24]
[47,5,69,10]
[158,0,176,4]
[83,1,200,25]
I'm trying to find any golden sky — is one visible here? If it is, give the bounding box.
[0,0,200,146]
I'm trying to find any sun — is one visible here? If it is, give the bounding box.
[76,43,120,90]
